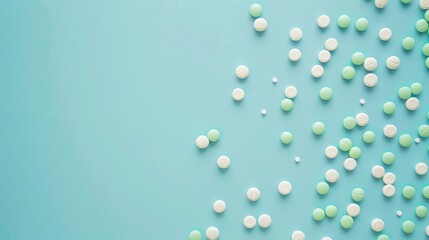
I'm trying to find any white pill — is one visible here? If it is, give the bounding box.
[360,99,366,105]
[379,28,392,41]
[364,57,378,71]
[321,237,332,240]
[347,203,361,217]
[278,181,293,195]
[289,48,302,62]
[383,184,396,197]
[254,18,268,32]
[311,65,324,78]
[396,210,403,217]
[258,214,272,228]
[206,226,220,240]
[375,0,388,8]
[291,230,305,240]
[426,224,429,236]
[415,137,421,143]
[243,215,257,229]
[196,135,209,149]
[325,145,338,159]
[295,156,301,163]
[284,86,298,99]
[213,200,226,213]
[405,97,419,111]
[344,158,357,171]
[415,162,428,175]
[247,187,260,201]
[318,15,330,28]
[383,124,397,138]
[383,172,396,185]
[232,88,245,101]
[355,112,369,126]
[290,27,303,41]
[386,56,400,70]
[372,165,385,179]
[325,169,340,183]
[260,109,267,115]
[235,65,249,79]
[363,73,378,87]
[272,77,278,83]
[420,0,429,9]
[318,50,331,63]
[325,38,338,51]
[217,155,230,169]
[371,218,385,232]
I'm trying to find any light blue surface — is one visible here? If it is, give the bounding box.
[0,0,428,239]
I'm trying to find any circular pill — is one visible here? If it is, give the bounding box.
[375,0,388,8]
[318,50,332,63]
[285,86,298,98]
[260,109,267,115]
[217,155,230,169]
[213,200,226,213]
[351,188,365,202]
[386,56,400,70]
[415,205,427,218]
[205,226,219,240]
[410,82,422,95]
[289,48,302,62]
[312,122,326,135]
[418,124,429,137]
[372,165,385,178]
[379,28,392,41]
[347,203,361,217]
[426,225,429,236]
[340,215,354,229]
[196,135,210,149]
[371,218,385,232]
[377,234,390,240]
[281,99,294,111]
[319,87,333,101]
[280,131,293,144]
[249,3,262,17]
[318,15,330,28]
[278,181,292,195]
[399,134,412,148]
[383,124,397,138]
[415,162,428,175]
[235,65,249,79]
[363,73,378,87]
[342,66,356,80]
[401,0,412,3]
[313,208,325,221]
[339,138,353,151]
[383,102,396,115]
[189,230,202,240]
[247,187,260,201]
[317,182,330,195]
[291,230,305,240]
[337,15,351,28]
[383,184,396,197]
[325,38,338,51]
[349,147,361,159]
[355,18,369,31]
[243,215,257,229]
[325,145,338,159]
[398,86,412,100]
[207,129,220,142]
[423,186,429,198]
[402,37,415,50]
[416,19,428,32]
[397,210,403,217]
[294,156,301,163]
[363,131,376,144]
[423,44,429,56]
[383,172,396,184]
[232,88,245,101]
[422,0,429,9]
[258,214,272,228]
[402,186,416,199]
[254,18,267,32]
[355,112,369,127]
[364,57,378,71]
[311,65,324,78]
[325,205,337,218]
[402,220,415,234]
[415,137,420,143]
[290,27,303,41]
[325,169,340,183]
[344,158,357,171]
[343,117,357,130]
[272,77,278,83]
[382,152,395,165]
[321,237,332,240]
[405,97,419,111]
[426,57,429,68]
[352,52,365,65]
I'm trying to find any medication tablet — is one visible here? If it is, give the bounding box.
[405,97,419,111]
[386,56,400,70]
[312,122,326,135]
[339,138,353,152]
[398,86,412,100]
[258,214,272,228]
[410,82,422,95]
[325,205,338,217]
[272,77,278,83]
[355,112,369,126]
[249,4,262,17]
[280,131,293,144]
[402,37,415,50]
[260,109,267,116]
[383,184,396,197]
[364,57,378,71]
[206,226,220,240]
[247,187,260,201]
[318,50,331,63]
[285,86,298,99]
[396,210,403,217]
[383,102,396,115]
[423,43,429,56]
[383,124,397,138]
[415,137,420,143]
[352,52,365,65]
[342,66,356,80]
[243,215,257,229]
[281,99,294,112]
[290,27,303,41]
[375,0,388,8]
[213,200,226,214]
[311,65,324,78]
[360,99,366,105]
[402,220,415,234]
[278,181,292,195]
[217,155,230,170]
[399,134,412,148]
[423,186,429,198]
[319,87,333,101]
[254,18,267,32]
[383,172,396,184]
[291,230,305,240]
[317,182,330,195]
[343,117,357,130]
[418,124,429,137]
[340,215,354,229]
[325,38,338,51]
[415,162,428,175]
[337,15,351,28]
[318,15,330,28]
[415,205,427,218]
[371,218,385,232]
[363,131,376,144]
[416,19,428,32]
[363,73,378,87]
[325,169,340,183]
[372,165,385,178]
[196,135,210,149]
[313,208,326,221]
[189,230,202,240]
[235,65,249,79]
[207,129,220,142]
[349,146,361,159]
[355,18,369,31]
[289,48,302,62]
[321,237,332,240]
[382,152,395,165]
[379,28,392,41]
[344,158,357,171]
[232,88,245,101]
[426,225,429,236]
[351,188,365,202]
[325,146,338,159]
[347,203,361,217]
[421,0,429,9]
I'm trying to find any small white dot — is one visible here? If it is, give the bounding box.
[360,99,366,105]
[272,77,278,83]
[261,109,267,115]
[294,156,301,163]
[396,210,403,217]
[415,137,421,143]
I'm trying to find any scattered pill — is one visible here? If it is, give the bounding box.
[232,88,245,101]
[318,50,331,63]
[415,162,428,175]
[338,15,351,28]
[295,156,301,163]
[325,205,338,218]
[249,3,263,17]
[398,86,412,100]
[399,134,412,148]
[342,66,356,80]
[351,188,365,202]
[196,135,210,149]
[254,18,267,32]
[415,205,427,218]
[339,138,353,151]
[258,214,272,228]
[289,48,302,62]
[260,109,267,115]
[371,218,385,232]
[402,186,416,199]
[401,0,412,3]
[405,97,419,111]
[325,38,338,51]
[290,27,303,41]
[347,203,361,217]
[396,210,403,217]
[189,230,202,240]
[355,112,369,126]
[311,65,324,78]
[340,215,354,229]
[317,182,330,195]
[321,237,332,240]
[352,52,365,65]
[382,152,395,165]
[422,0,429,9]
[402,220,415,234]
[207,129,220,142]
[272,77,278,83]
[363,131,376,144]
[360,99,366,105]
[285,86,298,98]
[213,200,226,214]
[349,146,361,159]
[206,226,220,240]
[318,15,331,28]
[363,73,378,87]
[383,184,396,197]
[426,225,429,236]
[280,131,293,144]
[247,187,261,201]
[344,158,357,171]
[372,165,385,178]
[217,155,231,169]
[312,122,326,135]
[281,99,294,111]
[291,230,305,240]
[278,181,292,195]
[364,57,378,71]
[423,43,429,56]
[375,0,388,8]
[402,37,415,50]
[383,124,397,138]
[410,82,422,95]
[243,215,257,229]
[355,18,369,31]
[379,28,392,41]
[383,102,396,115]
[383,172,396,185]
[325,145,338,159]
[377,234,390,240]
[313,208,326,221]
[319,87,333,101]
[235,65,249,79]
[343,116,357,130]
[423,186,429,198]
[325,169,340,183]
[414,137,420,143]
[386,56,400,70]
[416,19,428,32]
[419,124,429,137]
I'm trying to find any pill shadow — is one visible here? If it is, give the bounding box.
[319,99,331,106]
[217,167,229,175]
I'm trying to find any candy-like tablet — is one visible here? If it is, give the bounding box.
[232,88,245,101]
[355,112,369,126]
[372,165,385,178]
[383,124,397,138]
[325,38,338,51]
[247,187,260,201]
[383,184,396,197]
[285,86,298,99]
[217,155,230,170]
[347,203,361,217]
[290,27,303,41]
[311,65,324,78]
[254,18,267,32]
[278,181,292,195]
[213,200,226,213]
[318,50,331,63]
[243,215,257,229]
[344,158,357,171]
[379,28,392,41]
[325,169,340,183]
[371,218,385,232]
[415,162,428,175]
[196,135,210,149]
[258,214,272,228]
[205,226,219,240]
[318,15,330,28]
[364,57,378,71]
[383,172,396,184]
[325,146,338,159]
[363,73,378,87]
[405,97,419,111]
[289,48,301,62]
[235,65,249,79]
[386,56,400,69]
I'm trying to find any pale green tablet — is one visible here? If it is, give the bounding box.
[426,57,429,68]
[398,86,412,100]
[426,10,429,21]
[402,37,415,51]
[418,124,429,137]
[383,102,396,115]
[423,186,429,198]
[363,131,376,144]
[399,134,412,148]
[382,152,395,165]
[312,122,326,135]
[415,205,427,218]
[351,188,365,202]
[401,0,412,3]
[249,4,262,17]
[352,52,365,65]
[339,138,353,151]
[312,208,325,221]
[416,19,429,32]
[343,117,357,130]
[402,220,415,234]
[320,87,333,101]
[325,205,337,218]
[355,18,369,31]
[342,66,356,80]
[207,129,220,142]
[423,43,429,56]
[338,15,351,28]
[410,82,422,95]
[281,99,294,111]
[349,146,361,159]
[340,215,354,229]
[402,186,416,199]
[189,230,202,240]
[280,131,293,144]
[317,182,330,195]
[377,234,390,240]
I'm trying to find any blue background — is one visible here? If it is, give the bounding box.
[0,0,428,239]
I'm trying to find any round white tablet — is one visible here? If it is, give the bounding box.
[355,112,369,126]
[415,162,428,175]
[420,0,429,9]
[344,158,357,171]
[364,57,378,71]
[290,27,303,41]
[285,86,298,99]
[325,145,338,159]
[386,56,400,70]
[383,172,396,185]
[363,73,378,87]
[383,184,396,197]
[371,218,385,232]
[247,187,261,201]
[291,230,305,240]
[405,97,419,111]
[272,77,278,83]
[318,15,330,28]
[243,215,257,229]
[396,210,403,217]
[415,137,421,143]
[213,200,226,213]
[379,28,392,41]
[295,156,301,163]
[426,224,429,236]
[311,65,324,78]
[372,165,385,179]
[258,214,272,228]
[318,50,331,63]
[325,38,338,51]
[217,156,230,169]
[321,237,332,240]
[235,65,249,79]
[196,135,210,149]
[254,18,268,32]
[289,48,302,62]
[325,169,340,183]
[232,88,245,101]
[347,203,361,217]
[360,99,366,105]
[260,109,267,116]
[206,226,220,240]
[383,124,397,138]
[375,0,388,9]
[278,181,292,195]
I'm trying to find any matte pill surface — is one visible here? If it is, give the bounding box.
[281,99,294,111]
[383,102,396,115]
[383,172,396,185]
[346,203,361,217]
[402,220,415,234]
[355,18,369,31]
[318,50,331,63]
[325,205,337,218]
[363,73,378,87]
[399,134,412,147]
[254,18,267,32]
[311,65,324,78]
[383,124,397,138]
[415,205,427,218]
[189,230,202,240]
[339,138,353,151]
[364,57,378,71]
[196,135,210,149]
[290,27,303,41]
[206,226,220,240]
[340,215,354,229]
[280,131,293,144]
[320,87,333,101]
[289,48,302,62]
[325,169,340,183]
[375,0,388,8]
[207,129,220,142]
[325,38,338,51]
[318,15,330,28]
[243,215,257,229]
[258,214,272,228]
[235,65,249,79]
[313,208,326,221]
[317,182,330,195]
[372,165,385,178]
[325,145,338,159]
[351,188,365,202]
[402,186,416,199]
[342,66,356,80]
[415,162,428,175]
[352,52,365,65]
[344,158,357,171]
[278,181,292,195]
[386,56,400,70]
[213,200,226,213]
[343,117,357,130]
[249,4,262,17]
[232,88,245,101]
[291,230,305,240]
[371,218,385,232]
[312,122,326,135]
[379,28,392,41]
[217,155,230,169]
[285,86,298,98]
[383,184,396,197]
[337,15,351,28]
[402,37,415,50]
[247,187,261,201]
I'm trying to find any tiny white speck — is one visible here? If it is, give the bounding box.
[261,109,267,115]
[272,77,278,83]
[396,210,402,217]
[294,156,301,163]
[415,137,421,143]
[360,99,366,105]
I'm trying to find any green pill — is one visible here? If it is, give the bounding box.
[426,57,429,69]
[349,146,361,159]
[249,4,262,17]
[355,18,369,31]
[425,10,429,21]
[382,152,395,165]
[415,205,427,218]
[339,138,353,151]
[418,124,429,137]
[351,188,365,202]
[281,99,294,111]
[363,131,376,144]
[416,19,429,33]
[312,208,326,221]
[352,52,365,65]
[402,37,415,51]
[342,66,356,80]
[317,182,330,195]
[398,87,412,100]
[312,122,326,135]
[207,129,220,142]
[325,205,337,218]
[320,87,333,101]
[423,43,429,56]
[402,186,416,199]
[343,117,357,130]
[280,131,293,144]
[410,82,423,95]
[340,215,354,229]
[401,0,412,3]
[402,220,415,234]
[189,230,202,240]
[423,186,429,198]
[377,234,390,240]
[338,15,351,29]
[399,134,412,148]
[383,102,396,115]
